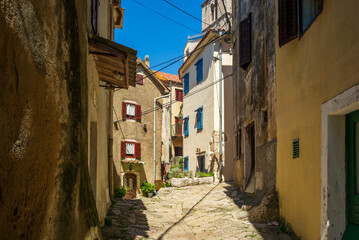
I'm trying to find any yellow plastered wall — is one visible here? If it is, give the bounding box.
[275,0,359,239]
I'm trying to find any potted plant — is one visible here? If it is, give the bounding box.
[141,181,156,197]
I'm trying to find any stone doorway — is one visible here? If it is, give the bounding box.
[124,173,137,199]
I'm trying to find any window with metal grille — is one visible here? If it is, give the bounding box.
[239,14,251,69]
[293,138,299,159]
[278,0,298,47]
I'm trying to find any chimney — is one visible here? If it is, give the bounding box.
[144,55,150,68]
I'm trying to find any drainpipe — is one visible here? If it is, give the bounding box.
[219,31,223,183]
[154,94,171,185]
[108,88,114,196]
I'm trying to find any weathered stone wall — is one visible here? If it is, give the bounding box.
[0,0,99,239]
[232,0,277,200]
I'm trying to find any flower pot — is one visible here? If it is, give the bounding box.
[147,192,153,198]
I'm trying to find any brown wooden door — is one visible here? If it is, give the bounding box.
[124,173,137,199]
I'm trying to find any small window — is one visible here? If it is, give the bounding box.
[293,138,299,159]
[184,117,189,137]
[196,107,203,131]
[195,59,203,83]
[299,0,323,35]
[239,15,251,69]
[121,141,141,159]
[176,89,183,102]
[122,102,141,120]
[136,74,144,85]
[174,147,183,156]
[184,73,189,94]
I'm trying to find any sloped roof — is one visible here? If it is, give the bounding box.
[137,58,169,94]
[155,72,181,83]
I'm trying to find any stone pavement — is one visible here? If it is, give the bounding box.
[102,182,294,240]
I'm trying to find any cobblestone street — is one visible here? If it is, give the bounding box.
[102,183,293,240]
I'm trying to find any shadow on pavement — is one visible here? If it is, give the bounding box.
[102,198,149,240]
[222,183,298,240]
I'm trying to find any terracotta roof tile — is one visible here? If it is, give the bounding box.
[155,71,181,83]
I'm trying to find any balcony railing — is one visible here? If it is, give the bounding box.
[171,124,182,137]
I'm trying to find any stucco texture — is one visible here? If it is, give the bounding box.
[275,0,359,239]
[0,0,99,239]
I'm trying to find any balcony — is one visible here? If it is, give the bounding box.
[171,124,183,137]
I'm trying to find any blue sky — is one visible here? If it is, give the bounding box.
[114,0,205,75]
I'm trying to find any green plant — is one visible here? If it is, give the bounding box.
[104,217,112,226]
[179,158,184,169]
[164,182,172,187]
[141,181,156,195]
[114,186,127,199]
[196,172,215,177]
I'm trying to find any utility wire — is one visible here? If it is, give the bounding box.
[220,0,232,31]
[130,0,199,33]
[161,0,211,26]
[138,73,234,117]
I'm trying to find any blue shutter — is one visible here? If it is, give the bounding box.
[184,73,189,94]
[196,59,203,83]
[184,117,189,136]
[184,157,189,171]
[196,107,203,131]
[200,108,203,129]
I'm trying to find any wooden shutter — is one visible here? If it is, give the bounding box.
[239,15,251,69]
[135,105,141,120]
[278,0,298,47]
[91,0,99,35]
[122,102,126,117]
[121,141,126,158]
[136,74,143,85]
[135,143,141,159]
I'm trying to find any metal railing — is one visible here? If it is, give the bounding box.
[171,124,182,137]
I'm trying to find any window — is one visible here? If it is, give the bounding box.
[278,0,298,47]
[121,141,141,159]
[239,15,251,69]
[278,0,323,46]
[236,128,241,159]
[184,73,189,94]
[176,89,183,102]
[196,107,203,131]
[122,102,141,120]
[184,157,189,171]
[299,0,323,35]
[199,155,205,172]
[174,147,183,156]
[195,59,203,83]
[91,0,99,35]
[136,74,144,85]
[183,117,189,137]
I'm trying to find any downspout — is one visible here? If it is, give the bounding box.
[219,31,223,182]
[154,94,171,185]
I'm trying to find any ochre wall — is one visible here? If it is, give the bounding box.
[275,0,359,239]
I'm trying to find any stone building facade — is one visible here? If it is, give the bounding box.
[232,0,277,200]
[0,0,136,238]
[201,0,232,32]
[113,58,168,198]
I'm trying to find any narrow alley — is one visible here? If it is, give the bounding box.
[102,183,293,240]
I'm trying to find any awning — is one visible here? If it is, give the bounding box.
[89,34,137,88]
[121,159,146,164]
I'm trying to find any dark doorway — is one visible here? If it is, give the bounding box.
[244,123,255,192]
[124,173,137,199]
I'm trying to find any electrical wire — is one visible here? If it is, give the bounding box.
[220,0,232,31]
[137,73,234,117]
[160,0,211,26]
[130,0,199,33]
